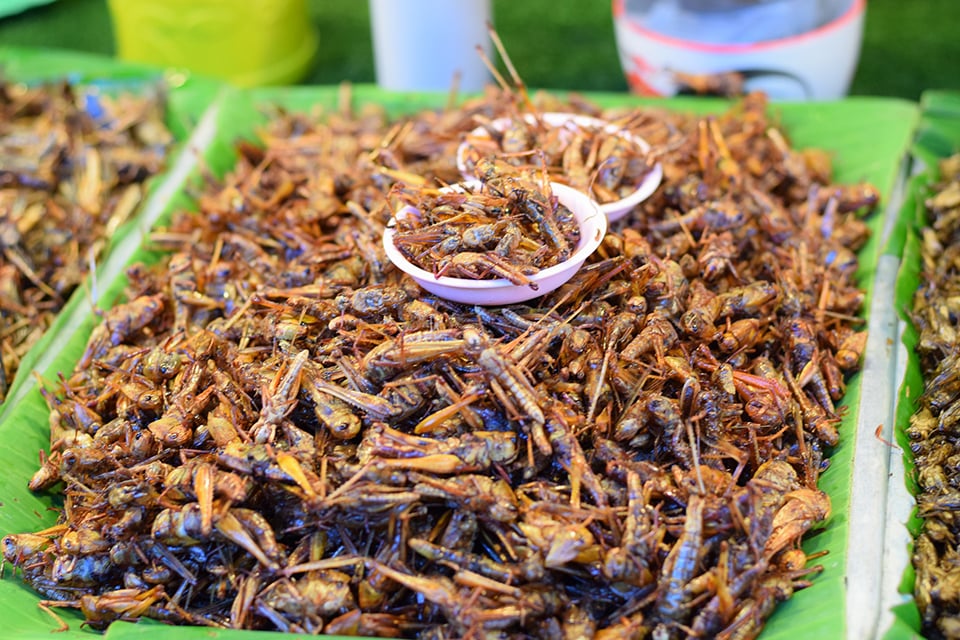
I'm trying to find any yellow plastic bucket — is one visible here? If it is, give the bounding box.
[107,0,317,87]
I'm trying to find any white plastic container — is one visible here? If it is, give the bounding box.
[383,182,606,306]
[369,0,492,92]
[612,0,866,99]
[456,112,663,222]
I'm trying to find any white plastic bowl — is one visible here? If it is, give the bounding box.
[612,0,866,100]
[456,112,663,222]
[383,181,607,305]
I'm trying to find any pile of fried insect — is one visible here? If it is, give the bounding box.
[909,153,960,640]
[4,29,879,640]
[0,81,170,401]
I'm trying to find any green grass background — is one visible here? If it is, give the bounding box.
[0,0,957,100]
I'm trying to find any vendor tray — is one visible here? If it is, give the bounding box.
[0,47,920,640]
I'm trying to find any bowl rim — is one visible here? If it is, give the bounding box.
[456,111,661,221]
[612,0,865,53]
[382,181,607,292]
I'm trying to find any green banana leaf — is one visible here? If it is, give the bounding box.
[0,48,920,640]
[0,0,54,19]
[884,90,960,640]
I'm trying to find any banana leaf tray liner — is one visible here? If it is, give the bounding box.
[884,90,960,640]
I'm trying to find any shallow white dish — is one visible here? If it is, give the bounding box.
[383,181,607,306]
[456,111,663,222]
